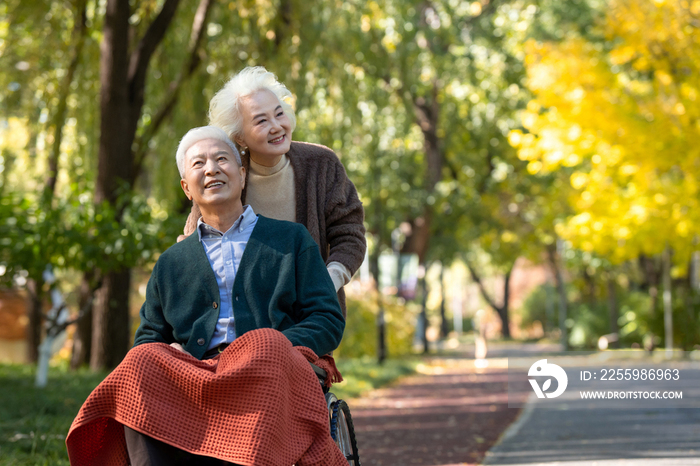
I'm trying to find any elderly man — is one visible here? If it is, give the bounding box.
[66,127,347,466]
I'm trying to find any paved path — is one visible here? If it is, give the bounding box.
[347,340,541,465]
[483,402,700,465]
[483,353,700,466]
[346,342,700,466]
[350,359,524,466]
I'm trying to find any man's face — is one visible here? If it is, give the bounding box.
[180,139,245,211]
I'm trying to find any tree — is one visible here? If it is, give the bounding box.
[511,0,700,348]
[1,0,93,362]
[1,0,216,369]
[513,0,700,266]
[89,0,215,369]
[300,0,542,342]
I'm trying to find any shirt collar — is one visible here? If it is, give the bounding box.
[196,205,256,241]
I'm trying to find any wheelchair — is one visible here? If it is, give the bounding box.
[311,363,361,465]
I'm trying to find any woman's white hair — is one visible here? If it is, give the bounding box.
[175,126,241,178]
[208,66,297,144]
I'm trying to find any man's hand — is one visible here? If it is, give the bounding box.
[169,342,192,357]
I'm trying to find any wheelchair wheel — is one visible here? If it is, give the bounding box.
[326,393,360,465]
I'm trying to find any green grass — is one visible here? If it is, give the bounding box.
[332,356,420,400]
[0,357,417,465]
[0,364,107,466]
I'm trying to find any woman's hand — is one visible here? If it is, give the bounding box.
[169,342,192,357]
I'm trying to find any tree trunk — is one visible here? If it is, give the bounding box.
[401,84,442,354]
[691,250,700,291]
[91,0,181,369]
[404,83,442,264]
[547,242,568,350]
[640,254,660,317]
[368,239,386,363]
[43,0,88,204]
[465,259,513,339]
[365,138,387,363]
[544,284,554,333]
[583,266,596,305]
[25,278,44,363]
[376,292,386,364]
[607,274,619,348]
[499,268,512,339]
[32,0,90,369]
[132,0,215,178]
[92,0,134,370]
[439,264,449,339]
[96,0,133,206]
[91,269,132,369]
[70,274,94,369]
[662,246,673,352]
[419,271,429,354]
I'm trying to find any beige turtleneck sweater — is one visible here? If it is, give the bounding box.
[246,154,297,223]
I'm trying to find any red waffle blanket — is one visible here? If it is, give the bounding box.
[66,328,347,466]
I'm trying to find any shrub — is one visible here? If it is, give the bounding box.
[336,291,419,359]
[520,283,653,349]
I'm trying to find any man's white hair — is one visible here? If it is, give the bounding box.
[208,66,297,144]
[176,126,241,178]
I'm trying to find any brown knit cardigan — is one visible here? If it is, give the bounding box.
[182,141,366,312]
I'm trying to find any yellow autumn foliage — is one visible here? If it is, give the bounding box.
[511,0,700,265]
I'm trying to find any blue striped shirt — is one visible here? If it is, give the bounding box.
[196,205,258,350]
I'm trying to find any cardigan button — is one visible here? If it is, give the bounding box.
[197,338,205,346]
[212,302,218,309]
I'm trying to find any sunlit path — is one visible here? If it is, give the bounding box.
[483,353,700,466]
[349,357,529,466]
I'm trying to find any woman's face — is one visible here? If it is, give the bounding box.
[236,89,293,166]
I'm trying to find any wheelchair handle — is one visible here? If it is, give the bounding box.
[309,362,327,382]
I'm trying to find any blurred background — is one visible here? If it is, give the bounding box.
[1,0,699,374]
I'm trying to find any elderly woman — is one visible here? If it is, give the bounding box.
[183,67,366,313]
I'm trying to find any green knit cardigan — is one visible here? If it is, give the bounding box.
[134,216,345,359]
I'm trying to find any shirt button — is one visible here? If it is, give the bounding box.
[213,302,218,309]
[235,296,239,301]
[197,338,205,346]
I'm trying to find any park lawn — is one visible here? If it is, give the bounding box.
[0,364,108,466]
[332,357,419,400]
[0,357,417,465]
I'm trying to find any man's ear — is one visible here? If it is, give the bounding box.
[180,178,193,200]
[239,166,246,190]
